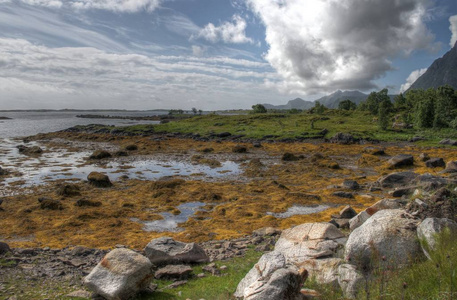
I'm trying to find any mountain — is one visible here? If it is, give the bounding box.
[263,98,314,110]
[263,90,368,110]
[409,42,457,91]
[314,90,367,109]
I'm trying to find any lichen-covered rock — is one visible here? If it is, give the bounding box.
[274,223,346,264]
[87,172,112,188]
[338,264,363,299]
[89,150,112,160]
[154,265,193,280]
[0,242,11,255]
[378,171,418,188]
[425,158,445,168]
[417,218,457,259]
[84,248,153,300]
[339,206,357,219]
[234,251,306,300]
[144,237,208,266]
[345,209,422,269]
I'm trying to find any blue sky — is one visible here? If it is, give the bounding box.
[0,0,456,110]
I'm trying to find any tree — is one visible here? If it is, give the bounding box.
[363,89,390,115]
[198,109,203,115]
[191,107,198,115]
[251,104,267,113]
[338,99,357,110]
[378,100,391,130]
[415,97,435,128]
[312,101,325,114]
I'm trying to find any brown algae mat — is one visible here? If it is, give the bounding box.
[1,132,456,250]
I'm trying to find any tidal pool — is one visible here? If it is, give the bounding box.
[0,139,241,191]
[131,202,210,232]
[267,204,331,218]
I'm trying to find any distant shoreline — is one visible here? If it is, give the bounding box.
[0,116,12,120]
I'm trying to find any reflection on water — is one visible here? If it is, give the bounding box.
[267,204,330,218]
[131,202,209,232]
[0,139,240,191]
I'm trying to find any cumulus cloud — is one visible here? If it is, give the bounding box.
[0,38,279,110]
[450,15,457,48]
[196,15,253,44]
[248,0,437,94]
[400,68,428,93]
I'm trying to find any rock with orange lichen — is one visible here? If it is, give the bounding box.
[84,248,153,300]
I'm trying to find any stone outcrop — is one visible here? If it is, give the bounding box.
[417,217,457,259]
[274,223,346,264]
[337,264,363,299]
[387,154,414,168]
[84,248,153,300]
[298,258,343,286]
[144,237,209,266]
[345,209,422,269]
[234,251,306,300]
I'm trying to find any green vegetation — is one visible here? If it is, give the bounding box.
[251,104,267,114]
[139,249,262,300]
[338,99,357,111]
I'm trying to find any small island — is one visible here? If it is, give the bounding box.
[0,116,12,120]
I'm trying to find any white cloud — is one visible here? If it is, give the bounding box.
[70,0,161,12]
[20,0,62,8]
[0,38,280,110]
[400,68,427,93]
[192,45,205,57]
[248,0,437,94]
[197,15,253,44]
[450,15,457,48]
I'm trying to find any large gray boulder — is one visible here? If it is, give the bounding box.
[234,251,306,300]
[349,198,405,231]
[84,248,153,300]
[345,209,422,269]
[338,264,363,299]
[378,172,418,188]
[298,258,343,286]
[144,237,209,266]
[274,223,346,264]
[417,218,457,259]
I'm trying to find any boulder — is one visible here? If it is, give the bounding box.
[362,146,385,156]
[339,206,357,219]
[342,180,360,190]
[387,154,414,168]
[144,237,209,266]
[442,161,457,173]
[330,133,358,145]
[332,191,354,199]
[349,211,370,231]
[0,242,11,255]
[89,150,112,160]
[154,265,193,280]
[345,209,422,269]
[232,145,247,153]
[439,139,457,146]
[56,184,81,197]
[87,172,112,188]
[274,223,346,264]
[282,153,300,161]
[125,144,138,151]
[378,171,418,188]
[0,167,8,176]
[417,218,457,259]
[234,251,306,300]
[17,145,43,155]
[84,248,153,300]
[75,199,102,207]
[425,158,445,168]
[298,258,343,286]
[419,153,430,162]
[337,264,363,299]
[39,199,63,210]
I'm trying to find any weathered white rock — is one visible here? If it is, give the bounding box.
[84,248,153,300]
[235,251,306,300]
[345,209,422,269]
[144,237,209,266]
[417,218,457,259]
[298,258,343,286]
[349,199,406,231]
[274,223,346,264]
[338,264,363,299]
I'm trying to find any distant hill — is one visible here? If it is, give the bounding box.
[409,41,457,91]
[264,90,368,110]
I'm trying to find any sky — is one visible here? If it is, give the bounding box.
[0,0,456,110]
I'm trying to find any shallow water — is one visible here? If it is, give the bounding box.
[131,202,210,232]
[267,204,330,218]
[0,139,241,194]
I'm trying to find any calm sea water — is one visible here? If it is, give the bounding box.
[0,110,166,138]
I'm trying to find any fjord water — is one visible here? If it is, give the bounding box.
[0,110,165,138]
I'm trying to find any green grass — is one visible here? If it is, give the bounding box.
[138,249,262,300]
[85,110,457,145]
